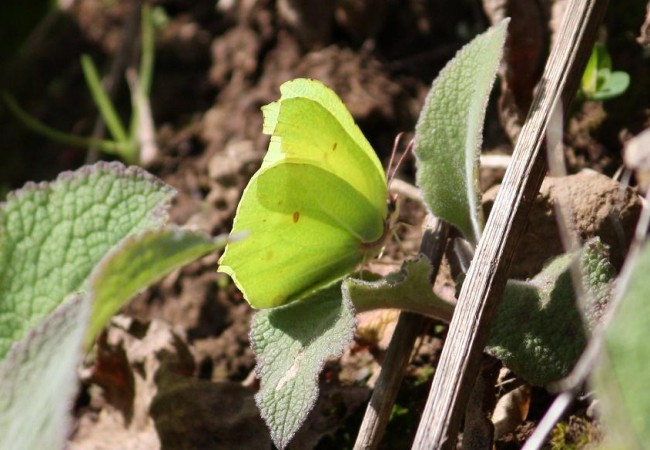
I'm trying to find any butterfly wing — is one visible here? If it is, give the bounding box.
[262,79,388,219]
[219,79,389,308]
[219,162,384,308]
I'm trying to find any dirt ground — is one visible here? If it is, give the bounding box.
[2,0,649,448]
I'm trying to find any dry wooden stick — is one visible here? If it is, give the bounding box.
[411,0,609,448]
[353,216,450,450]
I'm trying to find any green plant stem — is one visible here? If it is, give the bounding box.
[1,92,131,156]
[80,54,129,145]
[351,287,454,323]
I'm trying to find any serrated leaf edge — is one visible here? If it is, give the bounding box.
[250,293,356,449]
[0,161,176,225]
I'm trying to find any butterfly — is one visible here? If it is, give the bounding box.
[218,78,396,308]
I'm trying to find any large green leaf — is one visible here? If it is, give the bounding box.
[0,294,89,450]
[0,162,230,450]
[0,162,174,359]
[251,285,355,449]
[593,241,650,446]
[87,227,228,345]
[488,239,614,386]
[414,20,508,243]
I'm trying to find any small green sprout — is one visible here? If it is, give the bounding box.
[1,4,159,165]
[580,43,630,101]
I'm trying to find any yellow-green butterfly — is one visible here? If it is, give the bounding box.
[218,78,395,308]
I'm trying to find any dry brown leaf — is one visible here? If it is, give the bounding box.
[70,317,195,449]
[492,384,532,439]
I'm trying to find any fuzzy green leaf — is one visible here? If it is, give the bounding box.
[581,43,629,101]
[488,239,614,386]
[581,43,611,96]
[0,294,89,450]
[414,20,508,244]
[344,256,453,321]
[593,241,650,446]
[488,273,586,386]
[589,71,630,101]
[87,227,228,345]
[0,162,174,359]
[251,285,355,449]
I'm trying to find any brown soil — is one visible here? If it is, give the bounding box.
[2,0,650,448]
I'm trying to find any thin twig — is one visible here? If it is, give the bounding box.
[411,1,609,448]
[389,178,424,203]
[546,95,588,311]
[353,216,450,450]
[521,392,574,450]
[480,153,511,170]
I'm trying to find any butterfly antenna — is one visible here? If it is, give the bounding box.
[387,132,404,183]
[388,138,414,186]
